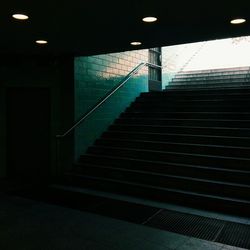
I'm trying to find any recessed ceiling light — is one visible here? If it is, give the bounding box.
[36,40,48,45]
[130,41,142,46]
[12,14,29,20]
[230,18,246,24]
[142,17,157,23]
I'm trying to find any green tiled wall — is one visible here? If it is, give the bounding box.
[74,50,148,160]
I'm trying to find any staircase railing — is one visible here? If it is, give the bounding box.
[55,62,161,175]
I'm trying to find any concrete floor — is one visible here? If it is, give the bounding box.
[0,190,248,250]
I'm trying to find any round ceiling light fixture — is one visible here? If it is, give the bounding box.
[12,14,29,20]
[36,40,48,45]
[230,18,246,24]
[142,16,157,23]
[130,41,142,46]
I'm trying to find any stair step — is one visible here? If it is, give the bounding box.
[73,163,250,200]
[172,74,250,81]
[129,102,250,112]
[132,99,250,105]
[142,87,250,96]
[65,173,250,216]
[165,84,250,90]
[121,111,250,120]
[137,94,250,102]
[175,68,250,76]
[95,138,250,158]
[75,160,250,185]
[109,124,250,137]
[102,131,250,147]
[135,96,250,102]
[115,117,250,128]
[80,153,250,174]
[86,145,250,170]
[120,110,250,120]
[128,106,250,112]
[170,78,250,84]
[166,83,250,90]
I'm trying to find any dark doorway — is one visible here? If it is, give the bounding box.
[6,87,50,182]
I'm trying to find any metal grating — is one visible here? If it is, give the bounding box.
[216,222,250,249]
[145,209,250,249]
[145,210,224,241]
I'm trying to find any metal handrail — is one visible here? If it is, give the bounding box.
[55,61,161,176]
[56,62,161,138]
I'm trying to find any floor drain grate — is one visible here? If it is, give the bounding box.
[145,210,224,241]
[216,222,250,249]
[145,209,250,249]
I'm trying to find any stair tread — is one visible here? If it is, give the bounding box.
[166,87,250,91]
[138,97,250,101]
[81,153,250,173]
[66,173,250,204]
[98,138,250,150]
[135,99,250,102]
[111,124,250,130]
[90,145,250,161]
[173,75,250,80]
[125,111,250,114]
[74,162,250,188]
[171,79,250,83]
[164,86,250,91]
[142,90,250,95]
[118,117,250,122]
[175,67,250,74]
[104,130,250,140]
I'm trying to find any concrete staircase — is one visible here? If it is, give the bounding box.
[65,67,250,216]
[167,67,250,89]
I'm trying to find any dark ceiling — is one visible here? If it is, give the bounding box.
[1,0,250,56]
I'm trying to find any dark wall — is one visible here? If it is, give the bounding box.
[0,56,74,179]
